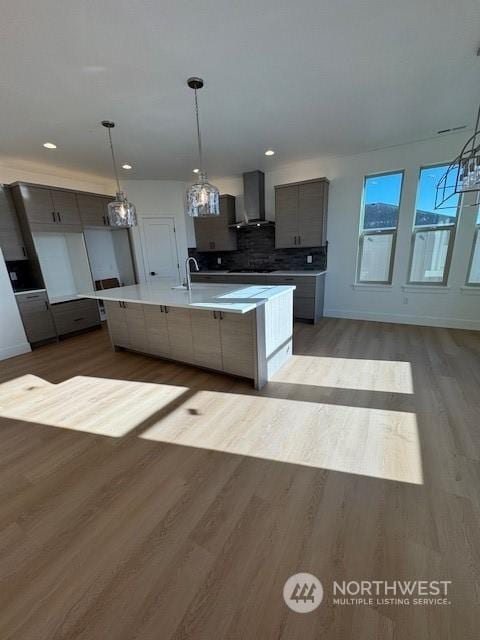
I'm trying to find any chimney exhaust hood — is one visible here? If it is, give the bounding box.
[229,170,274,229]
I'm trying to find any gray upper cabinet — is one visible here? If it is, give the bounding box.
[194,194,237,252]
[11,183,82,231]
[77,193,111,227]
[0,186,27,260]
[275,178,328,248]
[50,189,81,226]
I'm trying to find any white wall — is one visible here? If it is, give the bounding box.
[0,157,114,194]
[209,132,480,330]
[0,248,30,360]
[122,180,188,283]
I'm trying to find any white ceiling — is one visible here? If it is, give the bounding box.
[0,0,479,181]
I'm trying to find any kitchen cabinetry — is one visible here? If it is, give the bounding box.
[51,298,100,336]
[11,184,82,231]
[191,272,325,323]
[274,178,328,248]
[105,301,255,377]
[16,290,56,343]
[0,186,27,261]
[194,194,237,252]
[77,193,111,227]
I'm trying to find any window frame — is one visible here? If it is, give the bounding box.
[465,211,480,287]
[356,169,405,285]
[407,163,461,287]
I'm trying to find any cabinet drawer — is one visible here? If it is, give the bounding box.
[17,298,56,343]
[51,299,100,335]
[15,290,48,303]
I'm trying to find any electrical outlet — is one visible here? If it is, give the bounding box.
[217,257,222,265]
[306,255,312,264]
[9,271,18,281]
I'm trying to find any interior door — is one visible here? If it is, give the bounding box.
[141,217,180,283]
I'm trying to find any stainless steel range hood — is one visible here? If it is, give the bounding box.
[229,170,274,229]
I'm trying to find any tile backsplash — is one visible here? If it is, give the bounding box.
[188,225,327,271]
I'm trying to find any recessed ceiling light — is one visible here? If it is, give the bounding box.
[122,164,132,170]
[193,168,200,173]
[265,149,275,156]
[43,142,57,149]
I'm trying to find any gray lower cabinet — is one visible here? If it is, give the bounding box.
[51,298,101,336]
[194,194,237,252]
[191,273,325,323]
[16,290,56,343]
[105,301,256,378]
[0,186,27,261]
[275,178,328,248]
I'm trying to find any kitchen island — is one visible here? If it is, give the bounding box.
[81,281,295,389]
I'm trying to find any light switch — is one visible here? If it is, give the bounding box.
[217,257,222,265]
[306,255,313,264]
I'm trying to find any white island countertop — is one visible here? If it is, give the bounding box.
[80,281,295,314]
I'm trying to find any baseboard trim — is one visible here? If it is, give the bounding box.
[324,308,480,331]
[0,342,31,361]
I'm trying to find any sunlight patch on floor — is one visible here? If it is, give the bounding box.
[279,355,414,394]
[0,375,188,437]
[140,389,423,485]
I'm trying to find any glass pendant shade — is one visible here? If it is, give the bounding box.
[186,172,220,217]
[101,120,137,227]
[186,77,220,217]
[108,191,137,227]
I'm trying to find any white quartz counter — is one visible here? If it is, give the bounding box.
[194,270,326,277]
[80,281,295,314]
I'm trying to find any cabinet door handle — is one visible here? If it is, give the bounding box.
[298,236,301,245]
[73,317,85,322]
[57,212,61,223]
[294,236,297,245]
[164,306,168,313]
[44,301,49,311]
[213,310,217,319]
[22,246,27,257]
[52,211,56,222]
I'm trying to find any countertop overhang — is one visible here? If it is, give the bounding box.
[193,270,326,277]
[80,281,295,314]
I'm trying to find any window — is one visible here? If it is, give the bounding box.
[357,171,404,283]
[408,164,460,285]
[466,208,480,285]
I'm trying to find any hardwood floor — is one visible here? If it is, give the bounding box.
[0,319,479,639]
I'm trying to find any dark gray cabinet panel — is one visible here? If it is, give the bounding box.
[51,298,101,336]
[16,291,56,343]
[274,185,299,248]
[275,178,328,248]
[51,189,81,226]
[12,184,82,231]
[77,193,110,227]
[18,185,56,226]
[0,186,27,260]
[194,195,237,252]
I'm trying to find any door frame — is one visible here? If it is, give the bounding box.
[139,216,181,283]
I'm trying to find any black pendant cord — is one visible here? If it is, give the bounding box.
[107,127,122,194]
[194,88,204,174]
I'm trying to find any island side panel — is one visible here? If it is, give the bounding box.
[254,290,293,389]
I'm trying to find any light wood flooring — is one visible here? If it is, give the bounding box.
[0,319,479,639]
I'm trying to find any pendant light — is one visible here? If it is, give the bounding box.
[436,103,480,210]
[101,120,137,227]
[186,77,220,217]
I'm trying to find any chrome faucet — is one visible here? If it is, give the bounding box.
[184,257,199,290]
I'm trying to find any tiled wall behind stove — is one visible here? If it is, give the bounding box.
[188,225,327,271]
